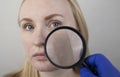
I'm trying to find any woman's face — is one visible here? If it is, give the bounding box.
[19,0,77,72]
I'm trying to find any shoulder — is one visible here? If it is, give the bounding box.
[3,69,23,77]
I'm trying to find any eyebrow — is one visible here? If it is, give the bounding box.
[19,14,63,23]
[19,18,33,24]
[45,14,64,20]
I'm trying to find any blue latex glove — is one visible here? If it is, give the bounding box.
[80,54,120,77]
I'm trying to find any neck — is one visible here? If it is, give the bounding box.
[39,69,79,77]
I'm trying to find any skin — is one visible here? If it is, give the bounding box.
[19,0,79,77]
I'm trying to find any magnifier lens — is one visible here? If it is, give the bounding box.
[45,26,86,68]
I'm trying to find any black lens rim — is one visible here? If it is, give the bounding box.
[44,26,86,69]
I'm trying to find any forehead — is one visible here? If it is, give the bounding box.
[19,0,72,20]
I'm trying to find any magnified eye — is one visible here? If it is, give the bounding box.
[49,20,62,28]
[24,23,34,31]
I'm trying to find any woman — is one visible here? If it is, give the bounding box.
[5,0,89,77]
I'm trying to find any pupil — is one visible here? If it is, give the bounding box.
[54,23,58,27]
[28,25,31,29]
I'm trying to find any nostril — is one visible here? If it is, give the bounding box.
[33,31,46,47]
[41,43,45,46]
[33,36,45,46]
[34,40,45,47]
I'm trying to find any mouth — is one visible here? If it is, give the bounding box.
[33,53,47,61]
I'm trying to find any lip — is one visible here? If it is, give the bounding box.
[33,53,47,61]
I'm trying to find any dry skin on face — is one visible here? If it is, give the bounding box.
[19,0,77,72]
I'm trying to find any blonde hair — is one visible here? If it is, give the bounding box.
[5,0,89,77]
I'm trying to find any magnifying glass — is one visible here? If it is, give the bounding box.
[44,26,98,75]
[44,26,86,69]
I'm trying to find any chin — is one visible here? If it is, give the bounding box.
[31,59,58,72]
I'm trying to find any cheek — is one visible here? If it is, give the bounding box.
[22,34,33,57]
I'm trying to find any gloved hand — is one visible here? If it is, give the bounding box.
[80,54,120,77]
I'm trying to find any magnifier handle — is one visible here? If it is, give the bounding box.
[80,62,98,76]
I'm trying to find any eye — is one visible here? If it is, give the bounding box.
[49,20,62,28]
[23,23,34,31]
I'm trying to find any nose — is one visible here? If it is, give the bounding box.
[33,27,46,47]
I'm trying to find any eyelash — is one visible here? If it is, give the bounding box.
[22,23,34,31]
[48,20,62,28]
[21,20,62,31]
